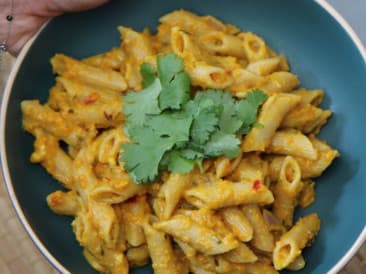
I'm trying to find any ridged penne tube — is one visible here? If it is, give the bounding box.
[292,88,324,106]
[88,199,120,249]
[51,54,127,92]
[240,32,270,62]
[72,211,104,256]
[126,245,150,267]
[184,179,274,209]
[242,93,301,152]
[119,195,150,247]
[175,239,216,273]
[47,190,80,216]
[29,130,74,189]
[118,27,155,90]
[179,208,234,242]
[21,100,89,147]
[90,179,145,204]
[262,209,286,237]
[228,153,268,183]
[159,10,226,36]
[142,215,181,274]
[214,153,242,178]
[47,84,69,112]
[229,68,266,97]
[246,56,281,76]
[199,31,245,58]
[298,180,316,208]
[170,27,203,61]
[272,156,304,227]
[65,103,123,129]
[83,247,129,274]
[222,242,257,263]
[219,207,253,242]
[154,214,239,255]
[83,47,126,70]
[268,138,339,180]
[280,103,332,134]
[273,213,321,270]
[83,249,108,273]
[118,26,154,62]
[56,76,121,103]
[188,61,233,89]
[158,173,192,219]
[260,71,300,94]
[242,205,275,252]
[266,129,318,160]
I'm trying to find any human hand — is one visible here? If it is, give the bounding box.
[0,0,109,55]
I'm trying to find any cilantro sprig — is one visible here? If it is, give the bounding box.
[120,53,267,184]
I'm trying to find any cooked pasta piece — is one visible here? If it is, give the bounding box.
[242,205,275,252]
[184,177,274,209]
[219,207,254,242]
[292,88,324,106]
[242,93,301,152]
[273,214,321,270]
[47,190,80,216]
[158,173,192,219]
[83,47,126,70]
[143,215,183,274]
[266,129,318,160]
[51,54,127,91]
[154,213,239,255]
[119,195,150,247]
[272,156,304,227]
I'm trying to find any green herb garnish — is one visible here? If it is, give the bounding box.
[120,53,267,184]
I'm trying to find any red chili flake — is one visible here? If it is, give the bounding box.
[253,180,262,191]
[226,69,232,76]
[82,93,98,104]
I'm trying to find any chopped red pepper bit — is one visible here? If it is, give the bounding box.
[253,180,262,191]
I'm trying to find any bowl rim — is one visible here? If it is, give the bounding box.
[1,1,365,273]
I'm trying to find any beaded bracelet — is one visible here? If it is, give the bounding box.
[0,0,14,72]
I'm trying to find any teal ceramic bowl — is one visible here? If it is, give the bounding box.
[1,1,366,273]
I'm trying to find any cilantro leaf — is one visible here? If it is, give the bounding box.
[123,78,161,127]
[237,89,268,134]
[194,90,242,134]
[163,150,197,174]
[120,127,175,183]
[190,103,221,145]
[157,53,184,85]
[204,131,241,159]
[146,112,192,143]
[140,63,156,88]
[158,53,190,110]
[245,88,268,107]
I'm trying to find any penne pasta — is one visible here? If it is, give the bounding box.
[242,93,302,152]
[51,54,127,92]
[273,214,321,270]
[184,177,274,209]
[154,213,239,255]
[266,129,318,160]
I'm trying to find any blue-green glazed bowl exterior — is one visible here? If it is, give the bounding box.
[1,1,365,274]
